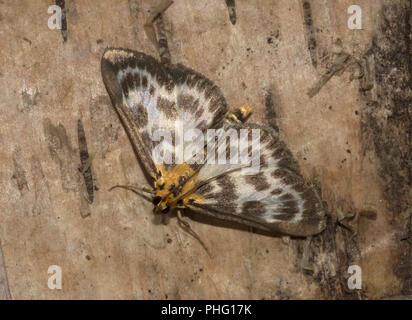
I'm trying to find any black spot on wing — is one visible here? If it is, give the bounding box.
[281,200,300,214]
[195,104,204,118]
[130,103,148,129]
[141,75,148,88]
[168,63,228,127]
[271,142,300,172]
[103,48,173,91]
[271,168,304,188]
[205,175,237,206]
[242,201,266,217]
[273,211,297,221]
[243,172,270,191]
[271,166,309,195]
[120,74,128,98]
[279,193,294,201]
[121,72,134,99]
[301,188,323,218]
[179,94,200,114]
[271,188,283,195]
[156,96,177,120]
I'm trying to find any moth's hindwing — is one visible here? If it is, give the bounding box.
[186,124,326,237]
[101,48,228,181]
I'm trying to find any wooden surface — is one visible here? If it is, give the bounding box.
[0,243,11,300]
[0,0,410,299]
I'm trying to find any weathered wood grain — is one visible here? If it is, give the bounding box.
[0,0,410,299]
[0,243,11,300]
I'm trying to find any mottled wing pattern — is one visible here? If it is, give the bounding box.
[102,48,325,237]
[101,48,228,179]
[188,125,326,237]
[169,63,228,132]
[169,63,228,169]
[101,48,172,180]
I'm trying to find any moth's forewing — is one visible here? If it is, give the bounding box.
[101,48,166,182]
[164,63,230,178]
[168,62,228,132]
[101,48,229,184]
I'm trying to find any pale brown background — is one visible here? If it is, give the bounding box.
[0,0,410,299]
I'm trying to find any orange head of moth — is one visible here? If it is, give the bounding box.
[152,163,203,214]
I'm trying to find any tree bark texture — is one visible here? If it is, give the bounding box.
[0,0,410,299]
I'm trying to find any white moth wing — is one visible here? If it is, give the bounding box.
[186,124,326,237]
[102,48,326,236]
[101,48,227,177]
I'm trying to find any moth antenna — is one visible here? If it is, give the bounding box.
[177,210,211,257]
[109,184,154,202]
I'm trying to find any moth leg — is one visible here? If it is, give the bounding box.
[176,210,211,257]
[109,184,154,202]
[338,208,377,240]
[307,52,351,98]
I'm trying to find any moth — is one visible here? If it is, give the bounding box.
[101,47,326,243]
